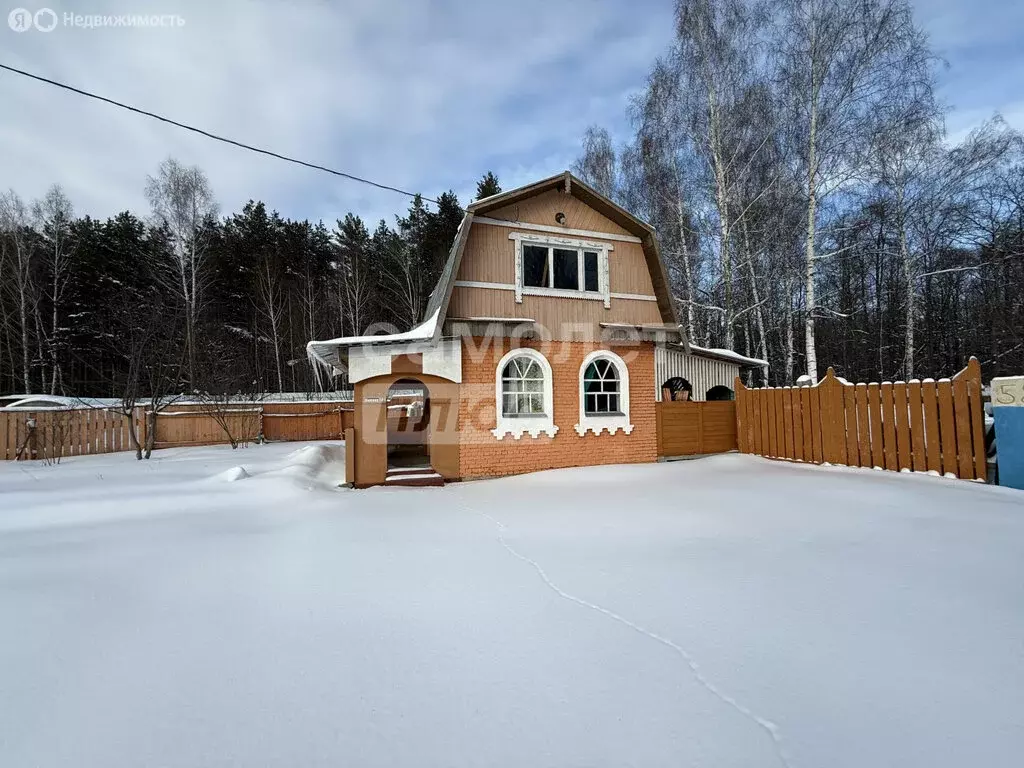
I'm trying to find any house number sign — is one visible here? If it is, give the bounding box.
[992,377,1024,407]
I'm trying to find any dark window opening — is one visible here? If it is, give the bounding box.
[584,251,599,291]
[552,248,578,290]
[523,244,548,288]
[706,385,734,401]
[520,243,603,295]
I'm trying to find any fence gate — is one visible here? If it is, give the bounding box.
[734,358,987,480]
[657,400,738,458]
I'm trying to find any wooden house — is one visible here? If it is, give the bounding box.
[308,172,766,487]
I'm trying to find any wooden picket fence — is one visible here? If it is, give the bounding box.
[0,400,358,461]
[0,407,133,462]
[735,359,987,480]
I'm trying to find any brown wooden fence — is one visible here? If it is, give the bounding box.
[0,400,358,461]
[147,402,355,448]
[735,359,987,480]
[657,400,738,457]
[0,407,133,462]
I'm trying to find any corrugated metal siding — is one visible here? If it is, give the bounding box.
[655,347,740,401]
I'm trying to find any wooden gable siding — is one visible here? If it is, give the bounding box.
[484,188,634,237]
[447,287,662,338]
[456,224,516,283]
[455,222,657,295]
[609,242,658,295]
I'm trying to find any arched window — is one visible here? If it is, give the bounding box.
[661,376,692,401]
[575,351,633,436]
[501,356,545,416]
[583,358,621,414]
[706,385,734,401]
[492,348,558,440]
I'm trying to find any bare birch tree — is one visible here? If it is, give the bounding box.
[573,127,620,200]
[0,190,36,393]
[254,253,286,392]
[32,185,76,395]
[777,0,932,381]
[144,157,218,387]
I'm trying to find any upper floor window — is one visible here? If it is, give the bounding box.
[523,244,601,293]
[511,233,612,307]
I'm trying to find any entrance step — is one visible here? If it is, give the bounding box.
[385,467,445,487]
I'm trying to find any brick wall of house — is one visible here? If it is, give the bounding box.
[458,338,658,479]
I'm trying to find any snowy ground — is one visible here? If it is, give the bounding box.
[2,444,1023,768]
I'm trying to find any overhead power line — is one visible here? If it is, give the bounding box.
[0,62,438,204]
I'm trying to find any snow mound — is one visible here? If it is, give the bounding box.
[219,444,348,490]
[216,466,251,482]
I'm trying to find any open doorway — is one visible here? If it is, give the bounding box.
[386,378,431,471]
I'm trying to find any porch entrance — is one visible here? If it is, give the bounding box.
[349,370,460,489]
[386,378,431,471]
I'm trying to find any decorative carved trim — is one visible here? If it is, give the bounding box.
[573,421,635,437]
[491,422,560,440]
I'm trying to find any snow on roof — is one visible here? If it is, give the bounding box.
[306,309,441,380]
[309,309,440,351]
[689,344,769,369]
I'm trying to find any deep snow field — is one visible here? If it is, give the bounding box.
[2,443,1023,767]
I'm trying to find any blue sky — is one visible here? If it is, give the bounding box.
[1,0,1020,228]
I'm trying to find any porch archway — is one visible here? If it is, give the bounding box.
[386,378,431,470]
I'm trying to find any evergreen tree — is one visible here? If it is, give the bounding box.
[475,171,501,200]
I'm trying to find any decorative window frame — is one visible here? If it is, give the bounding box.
[492,347,559,440]
[510,232,613,308]
[574,350,634,437]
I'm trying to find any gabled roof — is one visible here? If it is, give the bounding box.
[307,171,687,375]
[427,170,683,344]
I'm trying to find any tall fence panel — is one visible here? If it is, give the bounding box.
[657,401,738,457]
[0,407,131,461]
[736,359,987,481]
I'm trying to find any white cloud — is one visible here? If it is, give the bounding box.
[0,0,673,226]
[914,0,1024,142]
[5,0,1018,231]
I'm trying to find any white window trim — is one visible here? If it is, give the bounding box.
[452,279,658,304]
[492,347,559,440]
[510,232,613,308]
[574,350,634,437]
